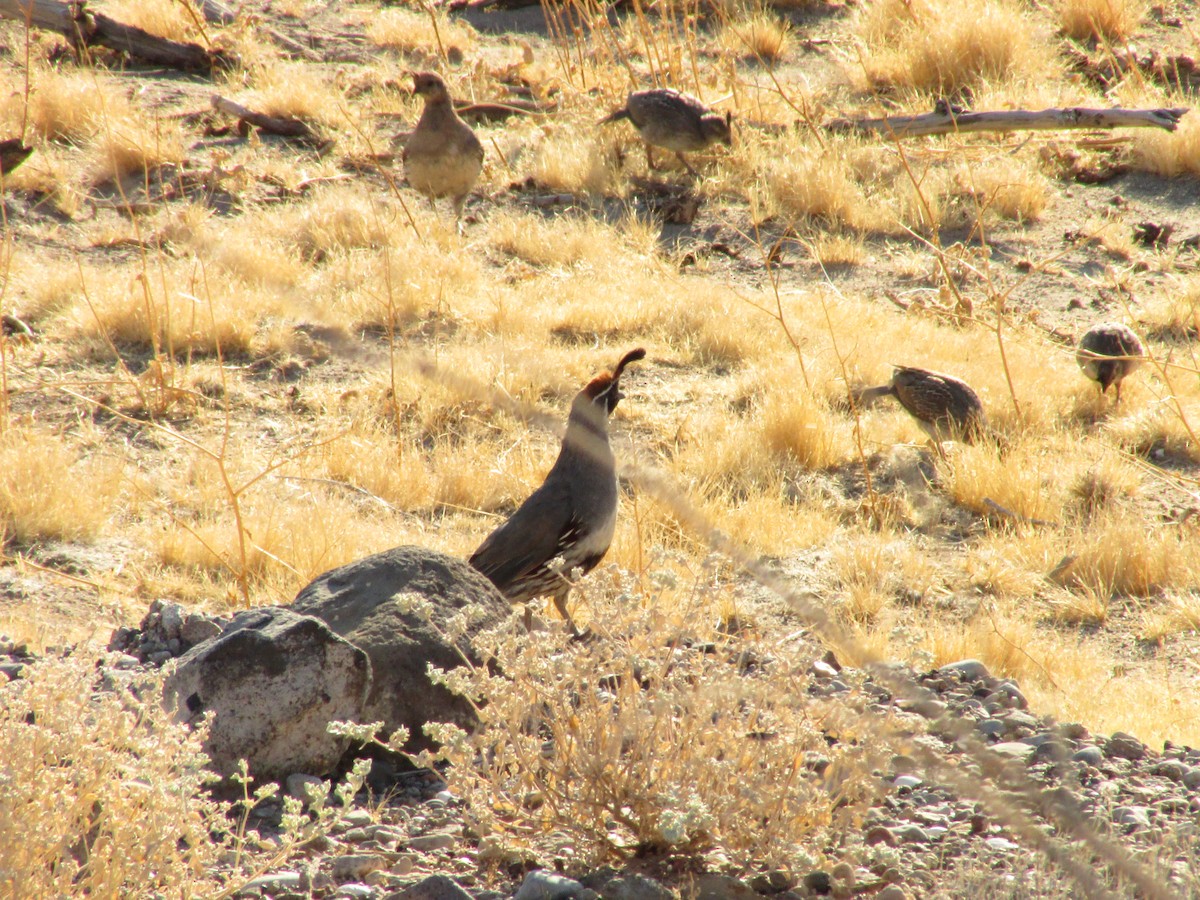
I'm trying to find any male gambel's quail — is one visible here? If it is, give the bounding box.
[859,366,988,450]
[469,349,647,635]
[1076,322,1145,404]
[600,89,732,175]
[403,72,484,222]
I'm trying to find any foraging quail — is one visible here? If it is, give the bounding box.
[859,366,987,449]
[403,71,484,222]
[469,348,646,634]
[1076,322,1145,403]
[2,313,33,342]
[600,89,732,176]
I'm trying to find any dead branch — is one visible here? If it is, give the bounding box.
[829,106,1189,138]
[210,95,330,150]
[455,100,551,122]
[0,0,233,72]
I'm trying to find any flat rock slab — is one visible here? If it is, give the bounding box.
[292,545,513,749]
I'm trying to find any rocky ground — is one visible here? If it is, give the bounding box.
[5,600,1198,900]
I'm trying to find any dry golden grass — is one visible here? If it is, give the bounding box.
[1057,0,1146,42]
[857,0,1059,95]
[0,430,117,544]
[367,7,476,57]
[3,0,1200,892]
[1133,111,1200,176]
[101,0,205,41]
[719,10,792,62]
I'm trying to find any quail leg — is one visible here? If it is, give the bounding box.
[675,151,698,177]
[552,587,582,638]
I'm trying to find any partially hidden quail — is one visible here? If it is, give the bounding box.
[469,348,646,635]
[1076,322,1145,403]
[600,89,732,176]
[859,366,987,449]
[403,72,484,222]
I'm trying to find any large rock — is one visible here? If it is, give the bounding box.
[164,607,371,780]
[291,545,512,749]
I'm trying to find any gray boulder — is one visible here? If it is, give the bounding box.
[291,545,512,750]
[164,607,371,780]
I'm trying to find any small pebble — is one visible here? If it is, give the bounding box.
[406,832,456,853]
[514,870,592,900]
[331,855,384,881]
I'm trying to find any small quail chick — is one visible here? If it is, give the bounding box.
[1076,322,1144,404]
[600,89,732,176]
[403,72,484,223]
[469,349,646,635]
[859,366,987,452]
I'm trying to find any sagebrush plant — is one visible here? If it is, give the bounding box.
[0,653,228,897]
[426,574,885,868]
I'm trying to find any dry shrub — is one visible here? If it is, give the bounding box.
[961,157,1050,223]
[88,112,186,183]
[720,10,791,61]
[318,426,436,511]
[1133,111,1200,177]
[69,269,258,357]
[430,585,883,867]
[807,233,866,268]
[249,63,342,126]
[832,536,938,623]
[756,140,871,228]
[857,0,1056,95]
[526,129,618,195]
[1139,594,1200,643]
[1057,0,1145,42]
[946,441,1062,524]
[1140,276,1200,341]
[0,654,227,897]
[758,392,848,469]
[1064,515,1200,596]
[17,68,120,142]
[0,430,116,543]
[488,210,612,269]
[289,185,396,259]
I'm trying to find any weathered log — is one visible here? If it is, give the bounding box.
[210,95,330,150]
[829,106,1189,138]
[0,0,233,72]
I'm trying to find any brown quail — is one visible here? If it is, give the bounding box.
[403,72,484,223]
[1076,322,1144,403]
[600,89,732,176]
[468,348,646,635]
[859,366,987,452]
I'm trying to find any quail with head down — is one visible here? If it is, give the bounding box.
[469,349,647,635]
[403,71,484,223]
[858,365,987,456]
[600,89,732,176]
[1076,322,1144,404]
